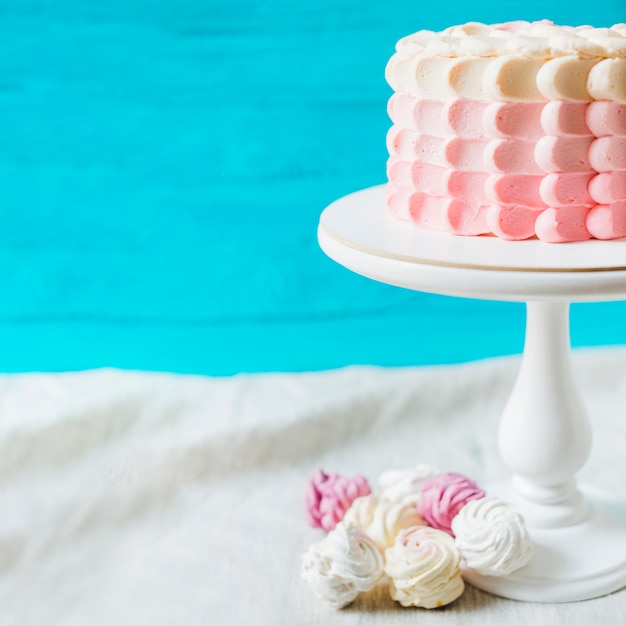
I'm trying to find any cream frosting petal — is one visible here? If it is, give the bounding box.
[536,56,599,101]
[504,35,556,59]
[396,30,437,54]
[426,36,464,58]
[588,58,626,101]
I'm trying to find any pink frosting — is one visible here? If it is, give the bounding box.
[304,469,371,532]
[419,473,485,536]
[486,174,546,208]
[589,137,626,172]
[485,101,545,140]
[486,204,542,240]
[589,171,626,204]
[535,136,594,173]
[386,95,626,242]
[540,172,595,207]
[586,102,626,137]
[586,201,626,240]
[535,206,592,243]
[541,101,591,136]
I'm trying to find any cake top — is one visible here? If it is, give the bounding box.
[386,21,626,102]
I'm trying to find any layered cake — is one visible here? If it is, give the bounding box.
[385,21,626,242]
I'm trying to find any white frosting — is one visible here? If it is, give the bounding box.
[451,496,533,576]
[343,494,425,549]
[587,59,626,102]
[536,56,600,101]
[386,22,626,102]
[301,522,384,609]
[384,526,464,609]
[482,56,546,101]
[377,463,437,505]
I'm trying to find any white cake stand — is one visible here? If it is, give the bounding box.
[317,185,626,603]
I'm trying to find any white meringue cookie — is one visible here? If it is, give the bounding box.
[343,494,425,550]
[451,496,533,577]
[384,526,465,609]
[301,547,359,609]
[377,464,437,506]
[301,522,384,609]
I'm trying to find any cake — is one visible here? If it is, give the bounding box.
[384,21,626,243]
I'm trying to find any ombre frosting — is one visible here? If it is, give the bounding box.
[386,21,626,243]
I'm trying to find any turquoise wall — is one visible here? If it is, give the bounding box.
[0,1,625,374]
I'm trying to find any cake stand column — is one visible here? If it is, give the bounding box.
[465,300,626,602]
[498,300,591,528]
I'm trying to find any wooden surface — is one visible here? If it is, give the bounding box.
[0,1,624,374]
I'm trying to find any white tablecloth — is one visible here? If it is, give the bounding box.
[2,348,626,625]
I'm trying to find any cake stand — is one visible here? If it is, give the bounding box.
[317,184,626,603]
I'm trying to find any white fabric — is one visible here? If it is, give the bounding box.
[2,348,626,625]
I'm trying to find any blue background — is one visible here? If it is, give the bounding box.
[1,1,625,375]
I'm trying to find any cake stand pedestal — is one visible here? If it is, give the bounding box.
[317,185,626,603]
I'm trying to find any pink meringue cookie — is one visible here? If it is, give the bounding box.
[305,470,371,532]
[419,473,485,536]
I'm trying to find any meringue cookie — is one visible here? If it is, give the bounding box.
[304,469,371,532]
[385,526,465,608]
[451,496,533,576]
[343,494,425,550]
[301,547,359,609]
[420,472,485,535]
[377,464,438,506]
[301,522,384,608]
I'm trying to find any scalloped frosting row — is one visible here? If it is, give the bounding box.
[386,21,626,102]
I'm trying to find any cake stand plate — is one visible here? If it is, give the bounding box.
[318,185,626,603]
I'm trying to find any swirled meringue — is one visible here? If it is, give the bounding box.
[343,494,425,550]
[301,522,384,608]
[304,469,371,531]
[420,472,485,535]
[451,496,533,576]
[384,526,464,608]
[377,464,437,506]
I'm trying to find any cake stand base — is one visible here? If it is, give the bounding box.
[463,485,626,603]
